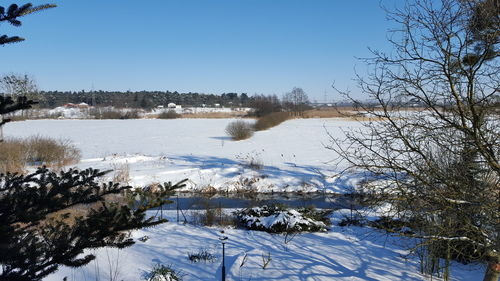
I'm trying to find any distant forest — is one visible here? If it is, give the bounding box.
[37,90,251,109]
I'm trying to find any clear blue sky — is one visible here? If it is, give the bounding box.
[1,0,399,101]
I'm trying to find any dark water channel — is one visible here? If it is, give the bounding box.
[159,192,362,210]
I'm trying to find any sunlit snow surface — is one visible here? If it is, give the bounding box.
[42,210,482,281]
[5,118,363,193]
[4,118,484,280]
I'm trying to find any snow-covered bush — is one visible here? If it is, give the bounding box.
[144,264,183,281]
[234,204,331,233]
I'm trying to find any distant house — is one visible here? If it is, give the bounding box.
[157,105,164,109]
[167,103,176,108]
[63,103,89,109]
[214,103,221,107]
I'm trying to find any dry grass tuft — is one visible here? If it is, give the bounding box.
[0,140,26,174]
[112,163,131,185]
[0,136,81,174]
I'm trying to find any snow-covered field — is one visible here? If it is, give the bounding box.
[5,118,363,193]
[4,118,484,280]
[42,210,482,281]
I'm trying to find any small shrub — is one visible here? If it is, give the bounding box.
[187,248,216,263]
[236,152,264,170]
[98,110,123,119]
[112,163,130,185]
[261,252,272,269]
[225,120,254,140]
[190,201,236,227]
[158,110,181,119]
[338,214,366,227]
[299,205,333,225]
[120,110,140,119]
[24,136,80,168]
[143,264,183,281]
[254,112,291,131]
[368,216,412,234]
[234,204,331,233]
[0,136,81,174]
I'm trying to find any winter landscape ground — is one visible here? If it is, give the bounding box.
[4,118,485,280]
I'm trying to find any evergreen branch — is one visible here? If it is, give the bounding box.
[0,34,24,44]
[19,4,57,17]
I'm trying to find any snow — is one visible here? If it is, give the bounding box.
[3,118,484,280]
[237,207,327,232]
[4,118,362,193]
[42,210,483,281]
[41,106,252,119]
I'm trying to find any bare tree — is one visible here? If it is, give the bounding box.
[283,87,309,116]
[249,94,282,117]
[329,1,499,280]
[0,73,39,101]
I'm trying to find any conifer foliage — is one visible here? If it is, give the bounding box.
[0,97,186,281]
[0,166,186,280]
[0,3,56,45]
[0,95,36,128]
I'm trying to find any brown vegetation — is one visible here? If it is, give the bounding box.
[157,110,181,119]
[181,111,248,119]
[0,136,81,174]
[226,120,254,140]
[89,108,141,119]
[254,112,292,131]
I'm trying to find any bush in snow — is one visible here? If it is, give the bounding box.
[225,120,254,140]
[144,264,183,281]
[158,110,181,119]
[0,136,80,174]
[234,204,332,233]
[187,248,217,263]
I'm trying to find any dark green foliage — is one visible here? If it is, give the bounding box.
[34,90,255,109]
[0,95,37,127]
[298,205,333,226]
[0,167,186,280]
[234,204,331,233]
[0,3,56,45]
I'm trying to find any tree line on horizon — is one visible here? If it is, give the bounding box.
[0,75,319,112]
[35,90,251,109]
